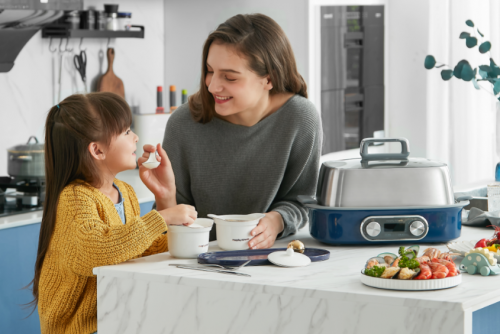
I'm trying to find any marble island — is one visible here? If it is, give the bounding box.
[95,225,500,334]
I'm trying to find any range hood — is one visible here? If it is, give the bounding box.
[0,0,82,72]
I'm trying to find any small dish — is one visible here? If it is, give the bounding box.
[446,240,477,256]
[268,247,311,267]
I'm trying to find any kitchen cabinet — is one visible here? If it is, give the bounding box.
[95,226,500,334]
[0,221,41,334]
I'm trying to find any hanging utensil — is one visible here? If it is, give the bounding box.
[73,50,87,93]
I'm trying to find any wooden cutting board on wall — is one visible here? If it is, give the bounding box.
[97,48,125,98]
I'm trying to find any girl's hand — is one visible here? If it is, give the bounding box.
[158,204,198,226]
[248,212,284,249]
[138,143,176,210]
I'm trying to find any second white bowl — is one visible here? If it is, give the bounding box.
[211,213,265,251]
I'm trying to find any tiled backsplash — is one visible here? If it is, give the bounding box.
[0,0,164,177]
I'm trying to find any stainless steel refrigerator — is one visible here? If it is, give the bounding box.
[321,5,384,154]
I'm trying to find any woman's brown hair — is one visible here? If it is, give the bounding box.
[189,13,307,123]
[27,92,132,311]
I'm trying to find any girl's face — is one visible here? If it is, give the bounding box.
[205,42,272,119]
[105,128,139,173]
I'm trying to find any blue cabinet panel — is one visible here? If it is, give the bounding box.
[0,223,42,334]
[139,201,154,215]
[473,300,500,334]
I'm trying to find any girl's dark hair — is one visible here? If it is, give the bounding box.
[189,13,307,123]
[28,92,132,310]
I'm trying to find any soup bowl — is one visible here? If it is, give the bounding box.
[167,218,214,258]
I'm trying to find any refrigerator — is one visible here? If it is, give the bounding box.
[320,5,384,154]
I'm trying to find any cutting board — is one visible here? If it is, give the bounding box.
[97,48,125,98]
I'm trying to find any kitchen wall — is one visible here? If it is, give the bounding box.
[163,0,309,106]
[0,0,165,177]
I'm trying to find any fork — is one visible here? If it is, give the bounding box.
[201,260,251,270]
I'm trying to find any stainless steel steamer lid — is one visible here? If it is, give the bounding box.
[7,136,44,153]
[316,138,455,208]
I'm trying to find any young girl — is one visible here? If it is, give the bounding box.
[160,13,322,249]
[32,92,196,334]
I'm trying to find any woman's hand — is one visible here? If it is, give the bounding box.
[138,143,176,210]
[158,204,197,226]
[248,212,284,249]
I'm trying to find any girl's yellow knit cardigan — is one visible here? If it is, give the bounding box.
[38,179,168,334]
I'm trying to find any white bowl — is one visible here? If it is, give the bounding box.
[211,213,265,251]
[167,218,213,259]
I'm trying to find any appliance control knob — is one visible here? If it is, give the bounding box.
[409,221,425,236]
[366,222,381,237]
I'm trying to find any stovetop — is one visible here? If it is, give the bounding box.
[0,176,45,218]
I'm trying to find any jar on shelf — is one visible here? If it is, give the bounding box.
[64,10,80,30]
[104,4,119,31]
[117,12,132,31]
[94,11,106,30]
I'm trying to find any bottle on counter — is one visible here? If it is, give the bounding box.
[170,85,177,113]
[104,4,119,31]
[156,86,165,114]
[181,89,188,104]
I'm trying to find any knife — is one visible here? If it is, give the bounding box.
[171,264,251,277]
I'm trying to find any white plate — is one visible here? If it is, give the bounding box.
[360,271,462,291]
[446,240,477,256]
[447,240,500,262]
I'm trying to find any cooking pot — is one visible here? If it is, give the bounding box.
[7,136,45,178]
[299,138,469,245]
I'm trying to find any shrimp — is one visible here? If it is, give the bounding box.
[414,263,432,280]
[391,258,401,267]
[432,258,458,277]
[416,255,430,264]
[428,262,449,279]
[422,248,441,259]
[422,248,458,262]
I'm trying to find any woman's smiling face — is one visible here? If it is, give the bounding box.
[205,42,271,120]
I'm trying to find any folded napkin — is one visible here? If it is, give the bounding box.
[462,207,500,227]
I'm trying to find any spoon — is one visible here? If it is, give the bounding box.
[142,151,160,169]
[207,214,245,222]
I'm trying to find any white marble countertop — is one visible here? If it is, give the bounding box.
[0,169,153,230]
[93,225,500,314]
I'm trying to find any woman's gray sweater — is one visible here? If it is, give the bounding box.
[162,95,322,241]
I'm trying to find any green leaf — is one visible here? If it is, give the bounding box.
[479,41,491,54]
[435,64,445,68]
[473,78,480,89]
[454,60,469,79]
[494,80,500,95]
[478,29,484,37]
[459,32,470,39]
[466,20,474,27]
[461,62,474,81]
[490,59,500,77]
[479,68,488,79]
[441,69,453,81]
[479,65,492,72]
[466,36,478,48]
[424,55,436,69]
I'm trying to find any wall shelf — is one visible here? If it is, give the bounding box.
[41,25,144,39]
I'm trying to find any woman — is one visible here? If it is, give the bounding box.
[161,13,322,249]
